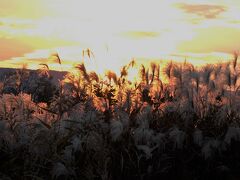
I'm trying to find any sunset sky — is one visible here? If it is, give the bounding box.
[0,0,240,73]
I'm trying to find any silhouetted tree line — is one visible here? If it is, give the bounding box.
[0,67,57,103]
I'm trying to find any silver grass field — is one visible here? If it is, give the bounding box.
[1,54,240,180]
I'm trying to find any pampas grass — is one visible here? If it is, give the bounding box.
[1,56,240,179]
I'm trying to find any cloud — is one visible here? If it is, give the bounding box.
[120,31,160,39]
[177,3,226,19]
[228,20,240,24]
[0,20,34,30]
[0,37,33,60]
[0,0,45,19]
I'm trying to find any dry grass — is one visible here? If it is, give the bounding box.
[1,57,240,180]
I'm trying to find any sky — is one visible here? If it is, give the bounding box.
[0,0,240,73]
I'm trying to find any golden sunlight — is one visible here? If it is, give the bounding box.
[0,0,239,73]
[2,1,240,179]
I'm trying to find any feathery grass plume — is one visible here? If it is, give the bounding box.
[71,135,83,152]
[225,64,232,87]
[0,119,8,133]
[51,52,62,65]
[120,65,128,78]
[159,79,164,93]
[193,129,203,146]
[164,61,173,79]
[86,48,95,58]
[75,63,90,82]
[136,145,157,159]
[52,162,69,179]
[216,63,223,74]
[89,71,99,82]
[82,49,85,59]
[82,48,95,59]
[85,131,103,151]
[39,63,49,70]
[209,80,216,92]
[155,64,160,81]
[123,90,132,113]
[172,64,182,79]
[152,132,165,148]
[201,139,220,159]
[150,62,156,83]
[127,58,136,69]
[134,126,154,145]
[139,64,146,82]
[86,48,91,58]
[145,69,149,85]
[212,64,223,83]
[106,71,118,84]
[38,63,50,77]
[233,51,239,70]
[201,64,214,85]
[22,63,28,70]
[174,65,185,94]
[191,70,200,94]
[110,119,123,141]
[224,126,240,144]
[169,127,186,149]
[232,72,240,89]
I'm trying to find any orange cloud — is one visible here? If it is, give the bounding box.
[0,38,32,60]
[177,3,226,19]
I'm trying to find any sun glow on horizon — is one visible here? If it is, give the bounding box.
[0,0,240,73]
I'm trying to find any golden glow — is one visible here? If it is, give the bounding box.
[0,0,240,73]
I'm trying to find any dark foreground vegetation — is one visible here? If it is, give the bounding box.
[1,54,240,180]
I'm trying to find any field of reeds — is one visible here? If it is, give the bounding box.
[1,54,240,180]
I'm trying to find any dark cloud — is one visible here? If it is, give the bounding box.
[177,3,227,19]
[121,31,160,39]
